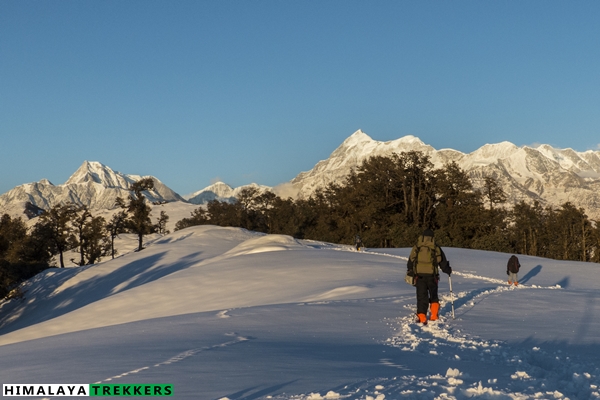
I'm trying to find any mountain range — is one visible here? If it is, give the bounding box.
[2,130,600,220]
[291,130,600,218]
[0,161,183,218]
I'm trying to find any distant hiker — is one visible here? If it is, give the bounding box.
[407,229,452,324]
[507,255,521,286]
[355,234,364,251]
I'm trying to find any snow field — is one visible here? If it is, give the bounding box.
[1,225,599,399]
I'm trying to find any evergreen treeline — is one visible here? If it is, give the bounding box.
[0,214,52,299]
[176,151,600,263]
[0,178,169,299]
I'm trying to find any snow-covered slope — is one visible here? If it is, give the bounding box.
[0,226,599,399]
[290,130,600,218]
[0,161,184,217]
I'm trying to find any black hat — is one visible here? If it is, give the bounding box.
[423,229,434,237]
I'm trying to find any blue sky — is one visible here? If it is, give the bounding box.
[2,1,599,196]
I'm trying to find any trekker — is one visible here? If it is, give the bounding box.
[355,234,363,251]
[407,229,452,324]
[507,255,521,286]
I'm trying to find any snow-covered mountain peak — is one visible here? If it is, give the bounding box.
[184,181,271,205]
[333,130,374,154]
[65,161,133,188]
[533,145,600,174]
[535,144,563,160]
[207,181,234,191]
[288,129,600,219]
[386,135,433,154]
[394,134,424,145]
[469,141,519,161]
[0,161,183,215]
[185,182,234,200]
[343,129,373,145]
[483,141,517,151]
[38,178,54,186]
[534,144,584,160]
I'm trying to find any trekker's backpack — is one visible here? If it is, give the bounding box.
[507,255,520,273]
[413,235,440,275]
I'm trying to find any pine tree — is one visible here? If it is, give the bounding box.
[0,214,53,299]
[546,203,591,261]
[116,178,156,252]
[510,200,545,256]
[174,208,209,231]
[71,206,92,266]
[36,203,78,268]
[0,214,28,264]
[84,215,110,264]
[106,210,128,259]
[481,175,507,210]
[433,162,484,248]
[156,210,170,235]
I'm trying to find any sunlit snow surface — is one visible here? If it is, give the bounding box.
[1,225,599,399]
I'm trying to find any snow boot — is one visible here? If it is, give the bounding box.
[508,280,512,285]
[514,281,518,286]
[430,302,440,321]
[417,313,428,325]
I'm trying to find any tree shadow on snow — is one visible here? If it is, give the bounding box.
[0,267,78,330]
[0,251,204,336]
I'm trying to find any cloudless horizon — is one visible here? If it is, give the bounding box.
[2,1,599,196]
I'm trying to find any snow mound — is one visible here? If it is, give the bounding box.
[0,226,400,346]
[222,234,304,257]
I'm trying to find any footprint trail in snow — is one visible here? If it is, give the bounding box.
[275,261,600,400]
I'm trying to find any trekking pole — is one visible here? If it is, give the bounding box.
[448,274,455,319]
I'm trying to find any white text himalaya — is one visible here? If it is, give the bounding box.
[3,384,173,396]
